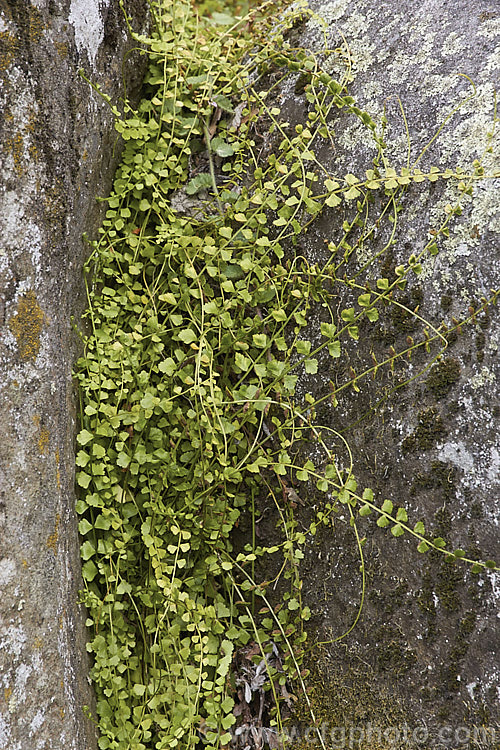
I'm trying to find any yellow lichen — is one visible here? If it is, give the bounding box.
[38,426,50,453]
[8,290,45,361]
[4,687,12,702]
[5,132,25,177]
[54,40,69,58]
[26,110,40,163]
[33,415,50,454]
[43,181,66,223]
[33,637,44,649]
[28,7,45,45]
[47,513,61,555]
[0,31,18,74]
[55,448,61,489]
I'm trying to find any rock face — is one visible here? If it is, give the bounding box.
[272,0,499,745]
[0,1,148,747]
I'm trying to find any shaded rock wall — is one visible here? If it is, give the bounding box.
[272,0,499,745]
[0,1,148,747]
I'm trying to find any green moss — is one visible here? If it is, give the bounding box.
[402,408,446,454]
[440,294,452,311]
[438,611,476,694]
[374,623,417,675]
[294,71,312,95]
[290,655,413,750]
[426,357,461,400]
[410,460,456,504]
[416,570,437,639]
[475,331,485,363]
[368,581,408,617]
[391,287,423,334]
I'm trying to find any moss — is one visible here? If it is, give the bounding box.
[475,331,485,363]
[290,655,413,749]
[440,293,452,311]
[368,581,408,617]
[416,570,437,639]
[435,558,462,611]
[410,460,456,504]
[8,290,46,361]
[426,357,461,400]
[390,286,424,334]
[374,623,417,675]
[402,408,446,454]
[294,71,312,95]
[438,611,476,695]
[432,506,463,612]
[469,501,483,519]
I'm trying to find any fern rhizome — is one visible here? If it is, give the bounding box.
[74,1,498,748]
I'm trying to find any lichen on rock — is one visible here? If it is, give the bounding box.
[0,0,149,748]
[272,0,499,742]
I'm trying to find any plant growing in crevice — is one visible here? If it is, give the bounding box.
[74,1,499,748]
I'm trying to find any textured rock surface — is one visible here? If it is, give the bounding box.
[272,0,499,745]
[0,1,148,747]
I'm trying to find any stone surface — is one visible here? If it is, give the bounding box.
[0,1,148,748]
[270,0,499,745]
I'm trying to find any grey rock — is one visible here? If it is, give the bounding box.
[271,0,499,743]
[0,1,148,748]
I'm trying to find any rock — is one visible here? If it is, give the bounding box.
[271,0,499,743]
[0,1,148,747]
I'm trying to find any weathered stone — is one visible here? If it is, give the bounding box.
[271,0,499,744]
[0,1,148,747]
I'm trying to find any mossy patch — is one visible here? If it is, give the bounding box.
[425,357,461,400]
[290,655,414,749]
[390,286,424,334]
[402,408,446,453]
[8,290,46,361]
[410,460,456,504]
[374,623,417,675]
[438,610,476,695]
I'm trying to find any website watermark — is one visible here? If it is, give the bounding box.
[234,723,499,749]
[282,723,498,747]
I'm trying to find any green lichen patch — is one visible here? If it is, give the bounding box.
[8,290,45,361]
